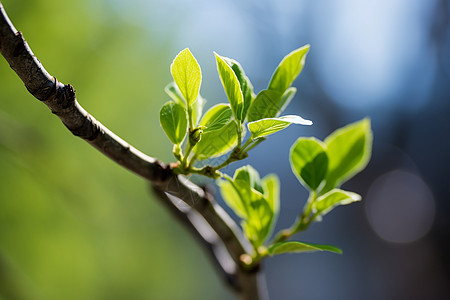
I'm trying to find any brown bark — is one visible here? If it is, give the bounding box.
[0,2,267,299]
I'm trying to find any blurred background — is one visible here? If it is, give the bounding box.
[0,0,449,299]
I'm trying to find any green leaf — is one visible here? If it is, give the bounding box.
[322,118,373,193]
[234,165,263,194]
[193,121,237,159]
[247,90,281,122]
[192,95,206,126]
[170,48,202,107]
[214,52,244,122]
[159,101,188,145]
[222,57,254,120]
[290,137,328,191]
[261,174,280,235]
[268,241,342,256]
[268,45,310,93]
[248,115,312,139]
[217,177,247,219]
[199,104,233,132]
[313,189,361,219]
[164,82,185,106]
[247,88,297,122]
[219,166,278,248]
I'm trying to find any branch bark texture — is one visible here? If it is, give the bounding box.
[0,2,266,300]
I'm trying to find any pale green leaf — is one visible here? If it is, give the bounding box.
[268,45,310,93]
[234,165,263,194]
[247,90,281,122]
[192,95,206,126]
[159,101,188,145]
[214,52,244,122]
[170,48,202,107]
[217,178,247,219]
[199,104,233,132]
[164,82,185,107]
[222,57,254,120]
[268,241,342,256]
[290,137,328,191]
[247,88,297,122]
[313,189,361,218]
[322,118,373,193]
[193,121,237,159]
[248,115,312,139]
[262,174,280,236]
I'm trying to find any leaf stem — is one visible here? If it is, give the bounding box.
[272,191,318,243]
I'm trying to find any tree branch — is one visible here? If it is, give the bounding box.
[0,2,266,299]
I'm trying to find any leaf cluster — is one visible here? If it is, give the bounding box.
[159,46,312,177]
[158,46,373,267]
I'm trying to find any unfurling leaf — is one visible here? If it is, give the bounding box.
[218,166,280,248]
[290,137,328,191]
[322,118,373,193]
[313,189,361,219]
[170,48,202,107]
[268,45,310,94]
[159,101,188,145]
[214,52,244,123]
[268,241,342,256]
[248,115,312,139]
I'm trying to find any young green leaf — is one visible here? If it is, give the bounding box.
[217,177,248,219]
[170,48,202,107]
[247,90,281,122]
[218,166,279,248]
[199,104,233,132]
[234,165,263,194]
[164,82,185,106]
[268,45,310,94]
[193,121,237,159]
[214,52,244,122]
[247,87,297,122]
[262,174,280,236]
[322,118,373,193]
[290,137,328,191]
[313,189,361,219]
[268,241,342,256]
[222,57,254,120]
[159,101,188,145]
[248,115,312,139]
[192,95,206,126]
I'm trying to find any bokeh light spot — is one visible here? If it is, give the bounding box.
[365,170,435,244]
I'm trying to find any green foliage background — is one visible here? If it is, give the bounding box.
[0,0,230,299]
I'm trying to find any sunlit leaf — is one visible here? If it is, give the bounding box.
[268,241,342,255]
[262,174,280,236]
[290,137,328,191]
[268,45,310,93]
[222,57,254,120]
[248,115,312,139]
[234,165,263,194]
[199,104,233,132]
[247,88,297,122]
[214,52,244,122]
[164,82,185,106]
[193,121,237,159]
[159,101,187,145]
[313,189,361,219]
[322,118,373,193]
[217,177,247,219]
[170,48,202,107]
[192,95,206,127]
